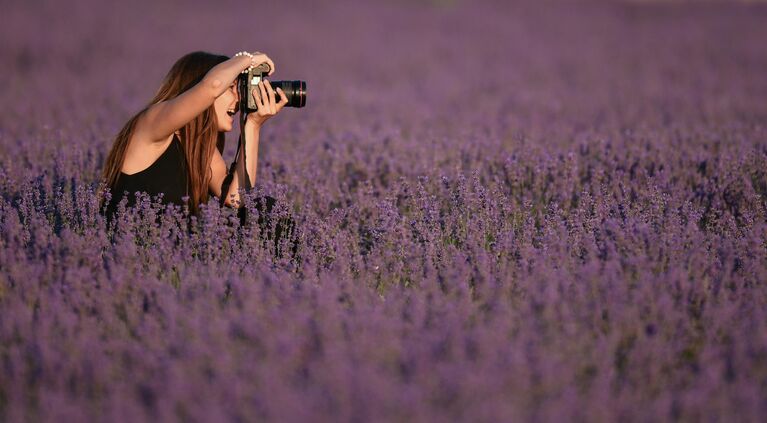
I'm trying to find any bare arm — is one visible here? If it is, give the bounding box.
[136,53,275,143]
[209,120,260,207]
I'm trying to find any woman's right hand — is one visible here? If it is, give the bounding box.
[245,79,288,128]
[242,52,275,76]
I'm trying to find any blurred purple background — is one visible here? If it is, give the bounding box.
[1,0,767,421]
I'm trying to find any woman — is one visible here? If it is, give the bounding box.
[101,50,286,219]
[101,51,297,257]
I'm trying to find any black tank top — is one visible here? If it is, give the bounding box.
[105,133,190,218]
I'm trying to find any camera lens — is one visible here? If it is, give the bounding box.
[271,80,306,108]
[239,73,307,112]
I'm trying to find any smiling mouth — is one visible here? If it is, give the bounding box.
[226,104,238,117]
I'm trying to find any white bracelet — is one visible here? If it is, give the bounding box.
[234,51,256,74]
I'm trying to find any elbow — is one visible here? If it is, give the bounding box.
[201,75,226,98]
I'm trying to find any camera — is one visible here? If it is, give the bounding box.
[237,62,306,113]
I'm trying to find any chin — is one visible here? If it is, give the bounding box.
[217,117,234,132]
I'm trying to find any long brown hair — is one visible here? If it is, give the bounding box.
[101,51,229,214]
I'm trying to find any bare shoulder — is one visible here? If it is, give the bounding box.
[121,123,177,175]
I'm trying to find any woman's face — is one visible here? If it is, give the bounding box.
[213,82,239,132]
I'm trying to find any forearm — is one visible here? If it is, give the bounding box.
[243,121,260,187]
[201,55,252,96]
[225,121,261,207]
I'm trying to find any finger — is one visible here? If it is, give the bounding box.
[261,81,275,114]
[253,86,266,112]
[275,87,288,104]
[255,54,275,75]
[252,87,263,109]
[258,82,269,111]
[275,87,288,110]
[264,58,275,75]
[264,80,276,111]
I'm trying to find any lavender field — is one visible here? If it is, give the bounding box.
[2,0,767,421]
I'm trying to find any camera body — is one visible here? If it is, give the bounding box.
[237,63,306,113]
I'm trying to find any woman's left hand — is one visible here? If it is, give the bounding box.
[246,79,288,128]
